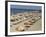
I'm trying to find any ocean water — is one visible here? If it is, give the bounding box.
[10,8,41,15]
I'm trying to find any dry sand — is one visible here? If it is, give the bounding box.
[10,12,42,32]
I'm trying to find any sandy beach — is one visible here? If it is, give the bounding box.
[10,12,42,32]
